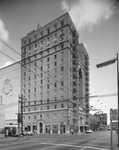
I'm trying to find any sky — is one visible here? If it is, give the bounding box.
[0,0,119,124]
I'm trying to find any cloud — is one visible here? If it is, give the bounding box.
[61,0,119,31]
[0,18,9,49]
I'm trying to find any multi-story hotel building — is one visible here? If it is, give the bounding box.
[21,13,89,134]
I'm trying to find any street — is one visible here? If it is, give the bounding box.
[0,130,118,150]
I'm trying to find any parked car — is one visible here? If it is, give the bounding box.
[86,129,93,133]
[25,131,34,136]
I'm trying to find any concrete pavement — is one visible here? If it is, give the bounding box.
[0,132,119,150]
[0,133,30,143]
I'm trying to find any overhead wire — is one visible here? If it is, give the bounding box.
[0,38,75,98]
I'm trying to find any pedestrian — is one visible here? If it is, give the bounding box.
[71,129,73,135]
[6,129,9,138]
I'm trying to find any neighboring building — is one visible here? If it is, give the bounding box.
[21,13,89,134]
[89,112,107,131]
[89,114,100,131]
[98,113,107,130]
[0,62,21,125]
[0,104,5,132]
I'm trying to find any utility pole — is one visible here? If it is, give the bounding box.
[96,53,119,147]
[18,94,24,136]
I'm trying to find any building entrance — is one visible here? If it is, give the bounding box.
[39,122,43,133]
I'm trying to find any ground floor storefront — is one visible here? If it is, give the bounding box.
[24,121,89,134]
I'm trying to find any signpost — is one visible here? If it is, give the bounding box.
[110,109,118,121]
[110,109,118,150]
[96,53,119,147]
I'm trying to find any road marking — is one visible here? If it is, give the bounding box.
[80,148,86,150]
[41,145,60,150]
[41,142,108,150]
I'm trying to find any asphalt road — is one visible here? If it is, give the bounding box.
[0,130,118,150]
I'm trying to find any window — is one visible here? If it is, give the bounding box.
[47,37,50,47]
[29,77,30,81]
[54,62,57,66]
[61,59,64,65]
[34,115,36,119]
[47,50,49,55]
[23,84,26,88]
[61,66,64,71]
[61,43,64,49]
[34,62,37,66]
[41,59,43,65]
[40,86,43,91]
[47,57,50,62]
[47,64,50,69]
[23,109,25,112]
[35,43,37,48]
[23,40,26,46]
[34,81,36,86]
[54,34,57,44]
[28,102,30,106]
[47,27,50,34]
[61,96,64,100]
[34,55,37,60]
[28,116,30,120]
[47,85,49,89]
[61,20,64,26]
[34,107,36,111]
[41,41,43,49]
[40,31,43,37]
[28,89,30,93]
[59,30,65,41]
[54,54,57,59]
[61,113,64,118]
[47,106,49,110]
[54,97,57,101]
[28,95,30,99]
[54,23,57,30]
[47,99,49,103]
[54,105,57,109]
[34,34,37,40]
[28,108,30,111]
[61,81,64,86]
[29,46,31,50]
[61,51,64,57]
[40,114,42,119]
[41,100,42,104]
[34,88,36,92]
[34,101,36,105]
[61,104,64,108]
[54,113,57,119]
[34,75,36,79]
[29,38,31,43]
[41,73,43,77]
[54,83,57,87]
[41,66,43,70]
[47,114,50,119]
[41,80,43,84]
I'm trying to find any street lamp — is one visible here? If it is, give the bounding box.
[96,53,119,147]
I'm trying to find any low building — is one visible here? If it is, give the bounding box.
[89,113,107,131]
[0,62,21,125]
[89,114,100,131]
[0,104,5,132]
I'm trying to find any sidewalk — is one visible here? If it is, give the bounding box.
[0,133,29,143]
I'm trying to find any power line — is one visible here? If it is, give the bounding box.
[0,39,73,97]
